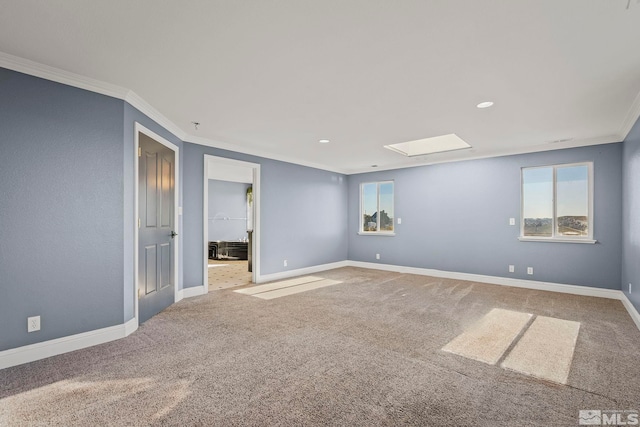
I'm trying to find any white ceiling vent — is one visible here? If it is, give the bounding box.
[384,134,472,157]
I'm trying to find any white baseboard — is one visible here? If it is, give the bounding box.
[347,261,621,299]
[0,318,138,370]
[620,293,640,331]
[347,261,640,330]
[182,285,206,299]
[4,261,638,371]
[256,261,350,284]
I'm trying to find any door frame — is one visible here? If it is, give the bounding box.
[134,122,181,325]
[203,155,260,291]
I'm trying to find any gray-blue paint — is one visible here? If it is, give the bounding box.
[348,144,623,289]
[123,103,183,321]
[622,116,640,312]
[0,68,125,351]
[182,144,348,288]
[208,180,250,242]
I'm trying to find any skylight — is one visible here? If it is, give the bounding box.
[384,134,472,157]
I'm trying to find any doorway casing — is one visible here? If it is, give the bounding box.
[204,155,260,290]
[134,122,181,325]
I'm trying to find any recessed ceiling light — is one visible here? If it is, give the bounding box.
[384,134,472,157]
[319,139,330,144]
[476,101,494,109]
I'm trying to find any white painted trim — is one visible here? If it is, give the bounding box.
[204,156,261,290]
[0,318,138,370]
[344,135,620,175]
[619,88,640,141]
[182,285,207,299]
[3,51,626,177]
[620,293,640,331]
[347,261,640,331]
[347,261,621,299]
[256,261,350,284]
[2,261,637,370]
[518,237,597,244]
[125,91,186,141]
[134,123,181,326]
[187,135,344,174]
[0,51,129,100]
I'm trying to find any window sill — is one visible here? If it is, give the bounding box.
[518,237,597,244]
[358,232,396,237]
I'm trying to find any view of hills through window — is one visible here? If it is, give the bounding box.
[522,164,589,237]
[362,182,394,232]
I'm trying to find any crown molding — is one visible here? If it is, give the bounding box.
[124,90,186,141]
[618,89,640,141]
[184,135,347,174]
[2,50,637,176]
[344,134,621,175]
[0,51,128,100]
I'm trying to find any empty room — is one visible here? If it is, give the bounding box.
[1,1,640,426]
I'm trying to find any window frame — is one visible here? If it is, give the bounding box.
[519,162,596,244]
[358,180,395,236]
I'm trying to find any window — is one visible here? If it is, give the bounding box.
[360,181,394,234]
[521,162,594,242]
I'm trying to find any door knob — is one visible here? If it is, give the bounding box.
[170,231,178,238]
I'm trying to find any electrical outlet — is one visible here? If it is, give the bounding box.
[630,283,632,293]
[28,316,40,333]
[509,265,515,273]
[509,218,516,226]
[283,259,288,267]
[376,253,380,260]
[397,218,402,224]
[527,267,533,275]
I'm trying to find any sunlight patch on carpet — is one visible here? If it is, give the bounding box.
[234,276,342,299]
[501,316,580,384]
[443,309,581,385]
[442,308,532,364]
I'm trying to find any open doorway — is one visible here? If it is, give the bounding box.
[203,156,260,292]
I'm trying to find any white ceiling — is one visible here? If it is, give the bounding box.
[1,0,640,174]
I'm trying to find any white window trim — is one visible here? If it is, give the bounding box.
[359,181,395,236]
[519,162,596,243]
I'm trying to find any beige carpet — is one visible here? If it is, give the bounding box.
[501,316,581,384]
[442,308,532,364]
[1,267,639,426]
[442,308,581,384]
[234,276,343,300]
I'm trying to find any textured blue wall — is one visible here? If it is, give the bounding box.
[622,117,640,312]
[208,180,251,242]
[182,143,348,287]
[0,68,125,351]
[348,144,623,289]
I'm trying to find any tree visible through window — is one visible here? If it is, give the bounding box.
[521,163,592,240]
[361,181,394,234]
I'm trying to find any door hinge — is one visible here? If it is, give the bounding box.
[138,146,142,157]
[138,217,141,228]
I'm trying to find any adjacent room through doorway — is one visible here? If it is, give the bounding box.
[203,155,260,292]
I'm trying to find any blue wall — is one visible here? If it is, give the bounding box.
[0,64,634,358]
[208,180,251,242]
[182,143,349,287]
[622,117,640,312]
[0,68,125,351]
[348,144,623,289]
